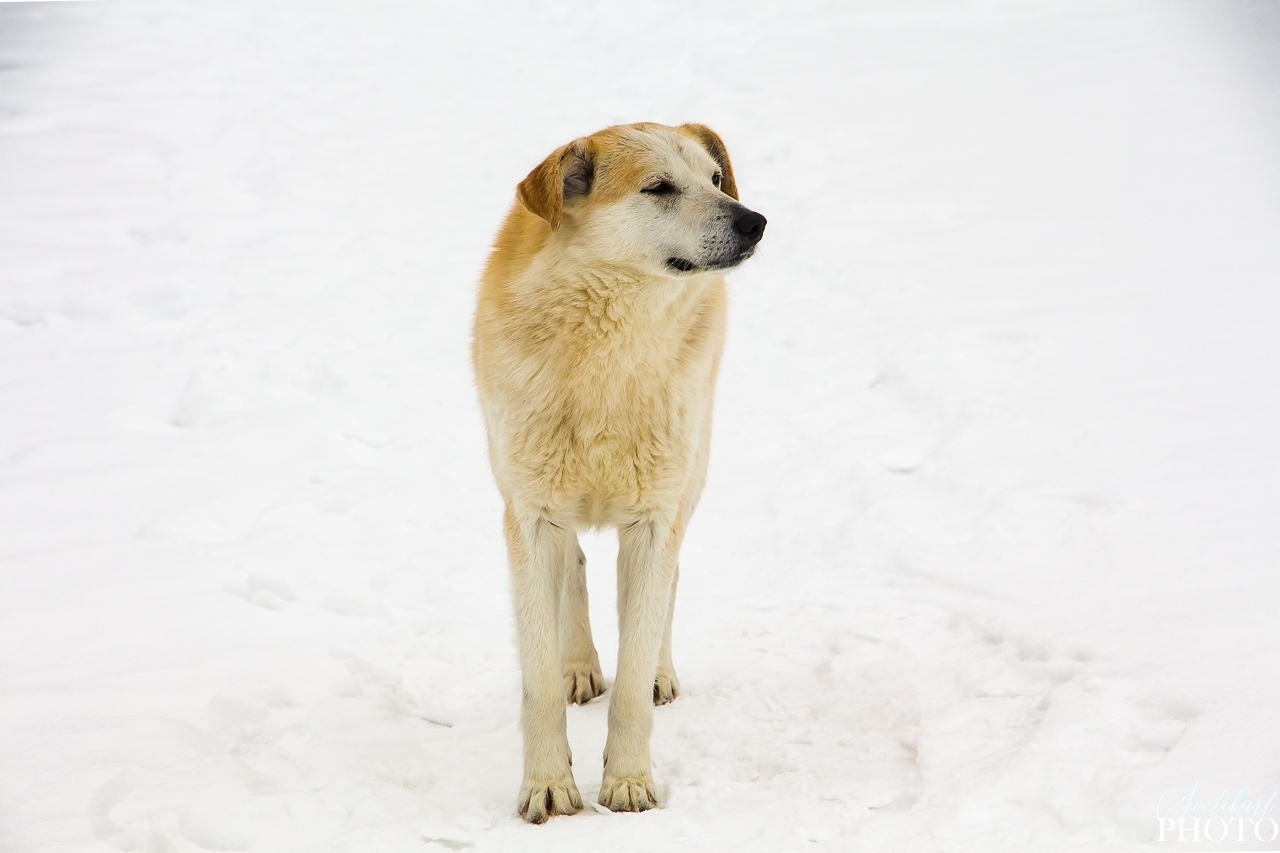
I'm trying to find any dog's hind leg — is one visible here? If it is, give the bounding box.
[561,534,605,704]
[504,505,583,823]
[653,562,680,705]
[599,515,683,812]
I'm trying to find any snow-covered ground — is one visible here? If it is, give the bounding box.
[2,2,1278,850]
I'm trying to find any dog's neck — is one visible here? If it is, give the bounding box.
[486,204,720,354]
[518,258,712,342]
[558,260,691,308]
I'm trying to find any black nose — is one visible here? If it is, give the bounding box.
[732,208,767,245]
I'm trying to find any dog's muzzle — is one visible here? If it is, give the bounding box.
[673,204,768,274]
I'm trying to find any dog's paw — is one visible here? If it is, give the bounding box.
[653,669,680,705]
[598,773,658,812]
[564,661,606,705]
[518,775,583,824]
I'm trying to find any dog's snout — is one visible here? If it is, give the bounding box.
[732,208,767,245]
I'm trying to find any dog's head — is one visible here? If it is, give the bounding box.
[516,123,766,277]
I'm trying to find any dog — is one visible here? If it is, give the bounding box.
[472,122,765,822]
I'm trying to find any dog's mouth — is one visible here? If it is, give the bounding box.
[705,246,756,272]
[666,247,756,275]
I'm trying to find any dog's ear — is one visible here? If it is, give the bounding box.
[516,139,595,231]
[678,123,738,200]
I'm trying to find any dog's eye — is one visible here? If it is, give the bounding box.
[711,172,723,189]
[641,179,677,195]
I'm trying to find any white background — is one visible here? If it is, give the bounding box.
[2,2,1278,850]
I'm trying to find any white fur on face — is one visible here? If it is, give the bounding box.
[573,133,746,278]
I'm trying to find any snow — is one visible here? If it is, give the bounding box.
[2,1,1278,851]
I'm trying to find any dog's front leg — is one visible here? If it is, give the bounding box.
[504,506,583,823]
[600,516,683,811]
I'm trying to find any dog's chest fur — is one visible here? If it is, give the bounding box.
[476,270,726,527]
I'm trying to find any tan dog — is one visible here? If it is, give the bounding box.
[472,122,765,822]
